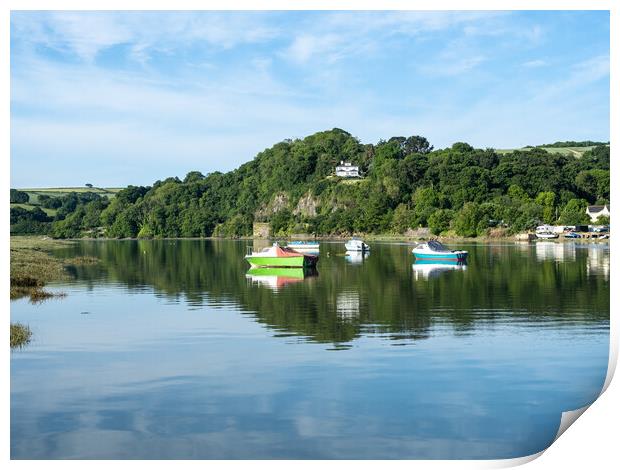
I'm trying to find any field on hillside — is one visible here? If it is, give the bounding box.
[10,203,57,216]
[496,145,608,158]
[11,187,122,214]
[19,187,122,202]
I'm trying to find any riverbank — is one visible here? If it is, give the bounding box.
[53,233,610,245]
[10,236,100,300]
[9,236,101,347]
[10,236,72,301]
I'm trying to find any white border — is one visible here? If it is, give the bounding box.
[3,1,616,468]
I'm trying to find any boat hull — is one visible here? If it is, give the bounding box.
[413,252,468,262]
[345,243,369,252]
[287,243,320,250]
[245,254,317,268]
[536,233,559,239]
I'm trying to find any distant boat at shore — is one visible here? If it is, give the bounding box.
[535,232,559,239]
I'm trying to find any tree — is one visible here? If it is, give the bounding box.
[10,189,29,204]
[535,191,556,224]
[453,202,484,237]
[85,183,93,188]
[559,199,590,225]
[451,142,474,153]
[412,187,444,226]
[404,135,433,155]
[183,171,205,184]
[391,204,415,233]
[428,209,454,235]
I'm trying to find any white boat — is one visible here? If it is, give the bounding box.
[344,238,370,252]
[286,241,320,253]
[535,232,559,239]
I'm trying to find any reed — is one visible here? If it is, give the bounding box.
[10,323,32,349]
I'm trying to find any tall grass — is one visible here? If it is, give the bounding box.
[9,236,85,302]
[10,323,32,349]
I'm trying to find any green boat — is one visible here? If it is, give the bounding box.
[244,243,319,268]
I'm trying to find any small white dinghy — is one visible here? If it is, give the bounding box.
[344,238,370,252]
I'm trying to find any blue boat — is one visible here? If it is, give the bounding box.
[412,240,468,262]
[565,232,582,239]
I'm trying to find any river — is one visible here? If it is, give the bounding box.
[10,239,609,459]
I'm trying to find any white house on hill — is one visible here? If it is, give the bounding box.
[586,204,610,222]
[335,161,360,178]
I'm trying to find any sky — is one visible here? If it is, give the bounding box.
[10,10,610,187]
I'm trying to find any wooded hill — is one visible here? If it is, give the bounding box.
[10,128,610,238]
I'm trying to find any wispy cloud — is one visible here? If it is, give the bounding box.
[522,59,547,68]
[10,11,609,186]
[11,11,279,62]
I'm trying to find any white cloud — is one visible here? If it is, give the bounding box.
[280,11,508,66]
[11,11,279,62]
[522,59,547,68]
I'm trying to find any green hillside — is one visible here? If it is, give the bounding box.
[497,142,609,158]
[10,129,610,238]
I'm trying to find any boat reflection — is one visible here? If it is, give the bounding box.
[586,246,610,280]
[412,260,467,280]
[336,291,360,320]
[246,267,318,290]
[535,241,576,262]
[345,250,370,264]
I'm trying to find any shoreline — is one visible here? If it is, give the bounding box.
[11,234,609,245]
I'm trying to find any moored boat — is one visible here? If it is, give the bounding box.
[345,238,370,252]
[412,240,468,262]
[536,232,559,239]
[286,241,320,253]
[245,243,318,268]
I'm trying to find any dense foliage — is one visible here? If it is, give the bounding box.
[10,129,610,238]
[10,189,29,204]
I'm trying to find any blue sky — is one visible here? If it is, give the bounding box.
[10,10,609,187]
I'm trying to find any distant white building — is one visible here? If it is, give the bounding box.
[586,204,610,223]
[335,161,360,178]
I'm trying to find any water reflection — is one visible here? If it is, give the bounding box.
[535,241,576,261]
[246,267,318,290]
[11,240,610,460]
[44,240,610,346]
[587,246,610,280]
[336,291,360,320]
[345,250,369,264]
[412,260,468,280]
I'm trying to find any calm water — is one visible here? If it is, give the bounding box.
[10,240,609,459]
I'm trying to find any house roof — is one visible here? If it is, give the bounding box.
[587,205,609,213]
